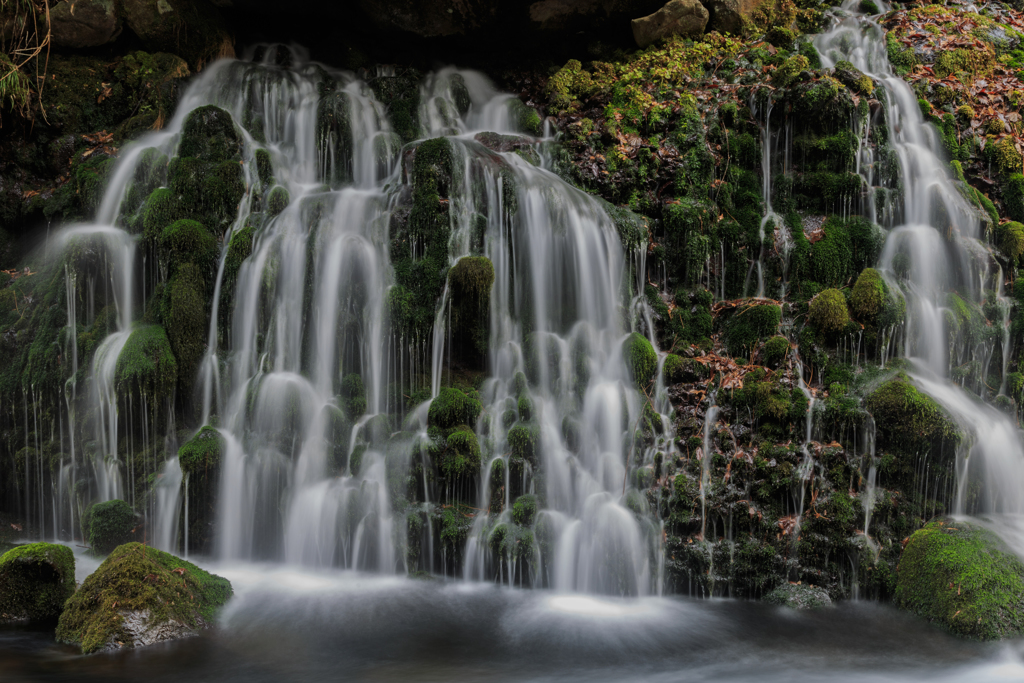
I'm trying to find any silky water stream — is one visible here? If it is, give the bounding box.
[6,3,1024,677]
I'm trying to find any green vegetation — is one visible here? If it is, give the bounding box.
[428,387,482,430]
[808,289,849,333]
[179,426,224,477]
[56,543,232,653]
[896,519,1024,640]
[88,499,137,554]
[0,543,76,622]
[761,335,791,368]
[724,304,781,356]
[448,256,494,366]
[623,332,658,390]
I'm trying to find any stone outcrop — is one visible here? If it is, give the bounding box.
[631,0,708,48]
[50,0,122,48]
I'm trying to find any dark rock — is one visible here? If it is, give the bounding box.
[702,0,760,36]
[631,0,708,49]
[121,0,234,68]
[763,582,833,609]
[0,543,76,623]
[50,0,121,48]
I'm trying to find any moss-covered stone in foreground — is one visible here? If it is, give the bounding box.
[896,519,1024,640]
[0,543,76,623]
[56,543,232,654]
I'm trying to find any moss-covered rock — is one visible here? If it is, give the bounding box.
[850,268,885,323]
[267,186,290,217]
[865,375,960,461]
[115,325,178,400]
[723,303,781,356]
[761,335,790,369]
[89,499,138,554]
[428,387,482,430]
[896,519,1024,640]
[663,353,710,384]
[56,542,232,653]
[178,426,223,477]
[808,288,849,333]
[0,543,76,623]
[448,256,494,367]
[623,332,657,390]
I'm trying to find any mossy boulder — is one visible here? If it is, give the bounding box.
[808,288,849,333]
[763,582,832,609]
[865,375,960,460]
[428,387,482,430]
[663,353,710,384]
[623,332,657,390]
[439,427,481,481]
[896,519,1024,640]
[0,543,76,623]
[850,268,885,322]
[178,426,223,477]
[56,542,232,653]
[761,335,790,369]
[115,325,178,399]
[89,499,138,554]
[998,222,1024,262]
[448,256,494,367]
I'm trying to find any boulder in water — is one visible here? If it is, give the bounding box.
[763,582,832,609]
[0,543,76,623]
[88,499,139,554]
[50,0,121,48]
[56,542,232,653]
[631,0,708,49]
[895,518,1024,640]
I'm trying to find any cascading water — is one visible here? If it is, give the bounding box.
[816,3,1024,527]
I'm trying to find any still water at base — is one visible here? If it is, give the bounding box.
[2,555,1023,683]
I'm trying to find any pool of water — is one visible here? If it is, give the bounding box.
[3,550,1024,683]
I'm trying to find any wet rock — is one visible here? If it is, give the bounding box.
[50,0,121,48]
[896,518,1024,640]
[56,543,232,653]
[632,0,708,48]
[529,0,667,32]
[702,0,760,36]
[763,582,832,609]
[121,0,233,68]
[0,543,76,623]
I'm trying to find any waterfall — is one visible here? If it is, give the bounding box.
[817,3,1024,524]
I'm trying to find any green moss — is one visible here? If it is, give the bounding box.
[663,354,710,384]
[1006,174,1024,223]
[160,219,217,274]
[762,335,790,368]
[512,494,537,526]
[508,98,542,136]
[998,222,1024,261]
[773,54,809,88]
[546,59,594,112]
[724,304,782,356]
[255,148,274,188]
[163,263,207,401]
[56,543,232,654]
[865,374,960,457]
[340,373,367,419]
[887,32,918,76]
[115,325,178,400]
[267,186,290,217]
[441,427,481,480]
[508,422,540,466]
[179,105,241,163]
[623,332,657,390]
[896,519,1024,640]
[850,268,885,322]
[178,426,223,477]
[88,499,137,554]
[428,387,482,430]
[809,288,849,333]
[0,543,76,623]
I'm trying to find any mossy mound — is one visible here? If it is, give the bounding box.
[89,499,138,554]
[0,543,76,623]
[865,375,960,460]
[56,543,232,654]
[623,332,657,390]
[763,582,832,609]
[115,325,178,400]
[428,387,482,430]
[896,519,1024,640]
[663,353,710,384]
[850,268,885,322]
[761,335,791,369]
[178,426,223,478]
[808,288,849,333]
